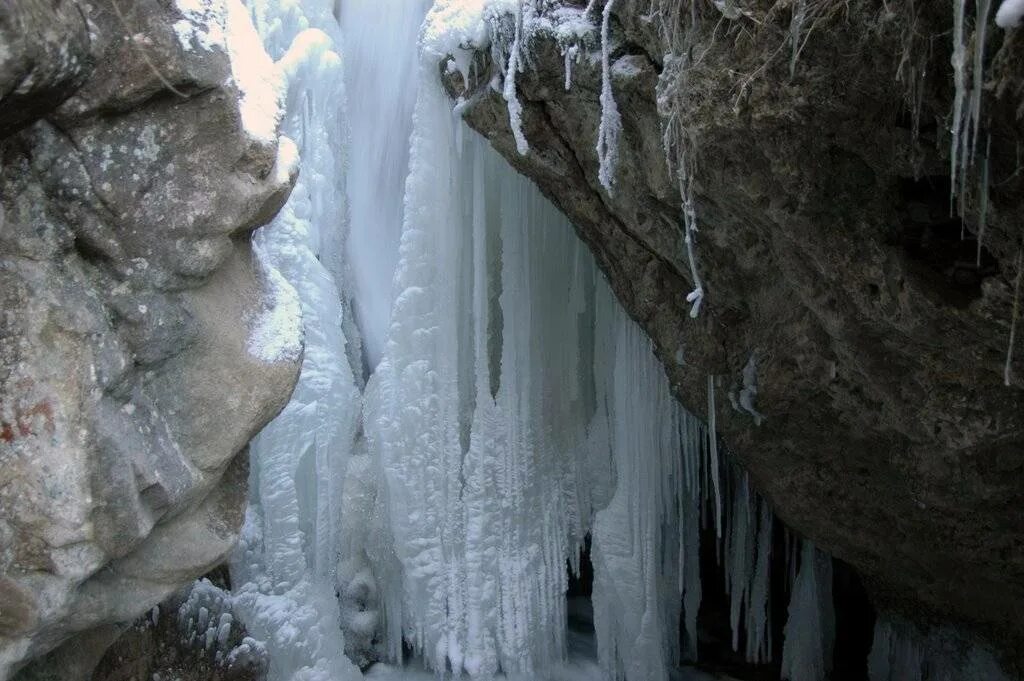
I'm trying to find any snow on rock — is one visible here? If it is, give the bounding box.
[223,0,284,144]
[997,0,1024,26]
[423,0,524,152]
[248,237,303,365]
[421,0,503,59]
[172,0,284,144]
[173,0,227,52]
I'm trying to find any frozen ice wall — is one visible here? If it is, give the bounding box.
[227,1,847,680]
[231,2,362,680]
[362,4,831,677]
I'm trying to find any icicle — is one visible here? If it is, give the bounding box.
[1005,248,1023,386]
[746,500,773,664]
[780,542,835,681]
[503,2,530,155]
[726,475,753,654]
[977,136,991,267]
[597,0,622,194]
[681,491,702,661]
[970,0,993,165]
[591,291,688,681]
[707,376,723,539]
[229,2,368,679]
[950,0,968,210]
[789,0,807,79]
[564,44,579,91]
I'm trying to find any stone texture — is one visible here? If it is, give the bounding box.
[446,1,1024,670]
[0,1,299,678]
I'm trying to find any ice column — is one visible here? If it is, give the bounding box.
[231,3,362,681]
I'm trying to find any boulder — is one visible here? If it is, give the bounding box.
[0,1,300,677]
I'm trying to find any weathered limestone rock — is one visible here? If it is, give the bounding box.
[0,1,300,678]
[446,1,1024,669]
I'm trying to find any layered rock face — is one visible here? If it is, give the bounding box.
[446,1,1024,668]
[0,1,299,678]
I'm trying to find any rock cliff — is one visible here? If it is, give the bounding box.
[0,1,299,678]
[445,0,1024,669]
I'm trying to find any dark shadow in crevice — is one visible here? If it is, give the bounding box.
[567,534,596,638]
[892,175,998,307]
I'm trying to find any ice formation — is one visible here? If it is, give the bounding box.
[175,2,1018,681]
[341,0,427,370]
[780,544,834,681]
[229,2,362,680]
[949,0,995,215]
[868,616,1013,681]
[996,0,1024,27]
[596,0,622,193]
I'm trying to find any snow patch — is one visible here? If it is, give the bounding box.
[274,135,300,186]
[248,242,303,364]
[223,0,284,145]
[421,0,508,59]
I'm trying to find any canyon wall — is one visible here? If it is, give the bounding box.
[0,2,299,678]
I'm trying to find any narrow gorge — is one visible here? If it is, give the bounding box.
[1,2,1022,681]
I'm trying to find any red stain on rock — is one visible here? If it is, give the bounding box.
[1,394,56,443]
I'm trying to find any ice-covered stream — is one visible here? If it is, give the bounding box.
[169,2,1015,681]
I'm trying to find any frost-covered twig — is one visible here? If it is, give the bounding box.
[682,174,705,318]
[654,2,709,317]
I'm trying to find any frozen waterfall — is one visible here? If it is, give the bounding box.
[220,1,849,681]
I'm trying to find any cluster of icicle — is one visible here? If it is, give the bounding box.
[949,0,995,241]
[176,579,268,672]
[465,0,620,196]
[186,2,1020,681]
[949,0,1024,387]
[216,2,842,680]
